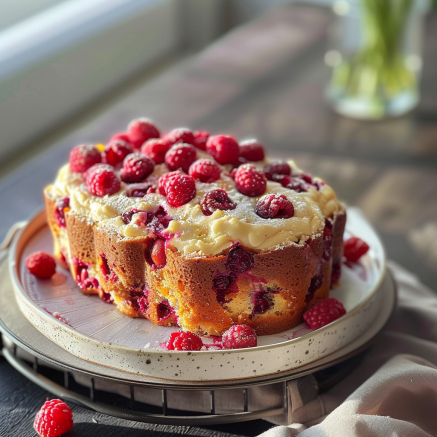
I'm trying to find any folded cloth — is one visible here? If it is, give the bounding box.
[260,261,437,437]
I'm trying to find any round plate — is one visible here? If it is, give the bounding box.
[10,207,386,381]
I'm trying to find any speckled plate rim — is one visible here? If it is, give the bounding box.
[10,207,386,381]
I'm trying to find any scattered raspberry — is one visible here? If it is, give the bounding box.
[201,189,236,216]
[158,171,182,195]
[127,118,160,149]
[125,182,154,197]
[344,237,370,263]
[225,244,254,273]
[303,297,346,330]
[26,252,57,279]
[162,128,195,147]
[103,139,132,168]
[164,173,196,207]
[151,238,166,267]
[206,135,240,165]
[255,194,294,219]
[69,144,101,173]
[234,164,267,197]
[54,197,70,228]
[120,152,154,183]
[141,138,170,164]
[189,159,221,183]
[193,131,210,150]
[263,161,291,180]
[239,140,265,162]
[166,331,203,351]
[165,143,197,172]
[34,399,73,437]
[222,325,257,349]
[85,164,120,197]
[109,132,131,145]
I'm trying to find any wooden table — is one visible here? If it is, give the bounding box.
[1,4,437,435]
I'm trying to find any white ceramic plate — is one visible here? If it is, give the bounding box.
[11,207,386,381]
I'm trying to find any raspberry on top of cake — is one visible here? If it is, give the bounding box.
[44,119,346,337]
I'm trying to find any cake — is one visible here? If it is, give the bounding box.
[44,119,346,337]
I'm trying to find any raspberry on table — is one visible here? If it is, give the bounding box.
[222,325,257,349]
[303,297,346,330]
[166,331,203,351]
[26,252,57,279]
[201,189,236,216]
[34,399,73,437]
[206,135,240,165]
[69,144,101,173]
[103,139,132,168]
[239,139,265,162]
[189,159,221,183]
[344,237,370,263]
[255,194,294,219]
[263,161,291,180]
[141,138,170,164]
[120,153,155,183]
[193,131,210,150]
[162,127,195,147]
[165,143,197,172]
[127,118,160,149]
[85,164,121,197]
[234,164,267,197]
[164,173,196,207]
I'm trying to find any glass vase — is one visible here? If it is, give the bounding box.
[326,0,423,120]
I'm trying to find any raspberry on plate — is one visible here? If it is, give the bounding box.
[344,237,370,263]
[201,189,236,216]
[69,144,101,173]
[264,161,291,180]
[166,331,203,351]
[120,153,154,183]
[127,118,160,149]
[164,173,196,207]
[303,297,346,330]
[34,399,73,437]
[165,143,197,172]
[189,159,221,183]
[103,139,132,168]
[255,194,294,219]
[193,131,210,150]
[222,325,257,349]
[162,128,195,147]
[141,138,170,164]
[239,139,265,162]
[26,252,57,279]
[206,135,240,165]
[85,164,121,197]
[234,164,267,197]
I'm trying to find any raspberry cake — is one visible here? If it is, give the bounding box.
[44,119,346,337]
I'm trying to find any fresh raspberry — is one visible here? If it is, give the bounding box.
[69,144,101,173]
[127,118,160,149]
[34,399,73,437]
[189,159,221,183]
[85,164,121,197]
[103,139,132,168]
[255,194,294,219]
[225,244,254,273]
[151,238,166,267]
[193,131,210,150]
[54,197,70,228]
[239,140,265,162]
[162,128,195,147]
[165,144,197,172]
[141,139,170,164]
[164,173,196,207]
[201,189,236,216]
[166,331,203,351]
[206,135,240,165]
[26,252,57,279]
[120,152,154,183]
[344,237,370,263]
[222,325,257,349]
[234,164,267,197]
[158,171,181,195]
[300,173,313,184]
[263,161,291,180]
[109,132,131,145]
[303,297,346,330]
[125,182,154,197]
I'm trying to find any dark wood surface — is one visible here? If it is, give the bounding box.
[1,4,437,436]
